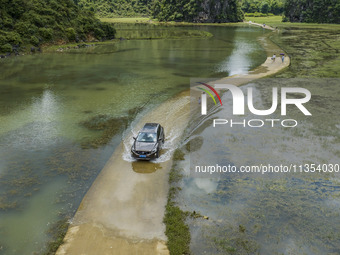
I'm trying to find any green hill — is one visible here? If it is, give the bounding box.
[241,0,285,15]
[76,0,153,17]
[152,0,243,22]
[0,0,116,54]
[76,0,243,22]
[284,0,340,23]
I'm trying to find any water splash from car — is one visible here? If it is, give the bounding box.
[122,95,190,163]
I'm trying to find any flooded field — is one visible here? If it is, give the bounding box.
[176,78,340,254]
[0,25,266,254]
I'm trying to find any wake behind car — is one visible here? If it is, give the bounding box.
[131,123,165,160]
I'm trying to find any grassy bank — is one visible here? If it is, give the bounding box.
[42,217,70,255]
[39,32,212,54]
[245,15,340,29]
[27,19,215,53]
[100,17,152,23]
[244,15,284,26]
[100,17,245,27]
[112,28,213,40]
[41,40,118,52]
[164,149,191,255]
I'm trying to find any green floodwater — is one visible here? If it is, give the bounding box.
[0,25,266,254]
[180,78,340,254]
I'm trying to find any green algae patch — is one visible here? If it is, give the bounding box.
[0,171,40,211]
[80,114,129,148]
[185,136,204,153]
[173,149,185,161]
[0,197,17,210]
[80,107,141,149]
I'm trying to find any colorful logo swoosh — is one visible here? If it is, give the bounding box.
[197,82,223,106]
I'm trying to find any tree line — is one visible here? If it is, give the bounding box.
[284,0,340,23]
[241,0,284,15]
[76,0,153,17]
[76,0,243,22]
[152,0,243,22]
[0,0,115,54]
[76,0,340,23]
[1,0,340,54]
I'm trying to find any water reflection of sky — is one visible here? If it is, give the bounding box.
[216,40,258,76]
[32,90,58,122]
[30,90,60,145]
[1,90,60,151]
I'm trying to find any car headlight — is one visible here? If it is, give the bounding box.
[151,147,157,153]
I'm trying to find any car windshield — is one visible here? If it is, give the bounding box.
[136,132,157,143]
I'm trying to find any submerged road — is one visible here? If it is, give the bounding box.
[57,92,190,255]
[57,29,290,255]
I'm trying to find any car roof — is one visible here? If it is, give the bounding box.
[141,123,159,133]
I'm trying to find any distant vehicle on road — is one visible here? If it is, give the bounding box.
[131,123,165,160]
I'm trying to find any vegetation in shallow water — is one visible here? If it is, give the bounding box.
[200,176,340,254]
[0,169,40,211]
[79,107,141,149]
[169,167,183,184]
[173,149,185,161]
[105,22,214,40]
[164,152,191,254]
[185,136,204,152]
[257,78,340,140]
[269,26,340,78]
[42,216,70,255]
[80,114,129,149]
[164,202,191,255]
[164,168,191,254]
[0,197,17,211]
[0,107,141,212]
